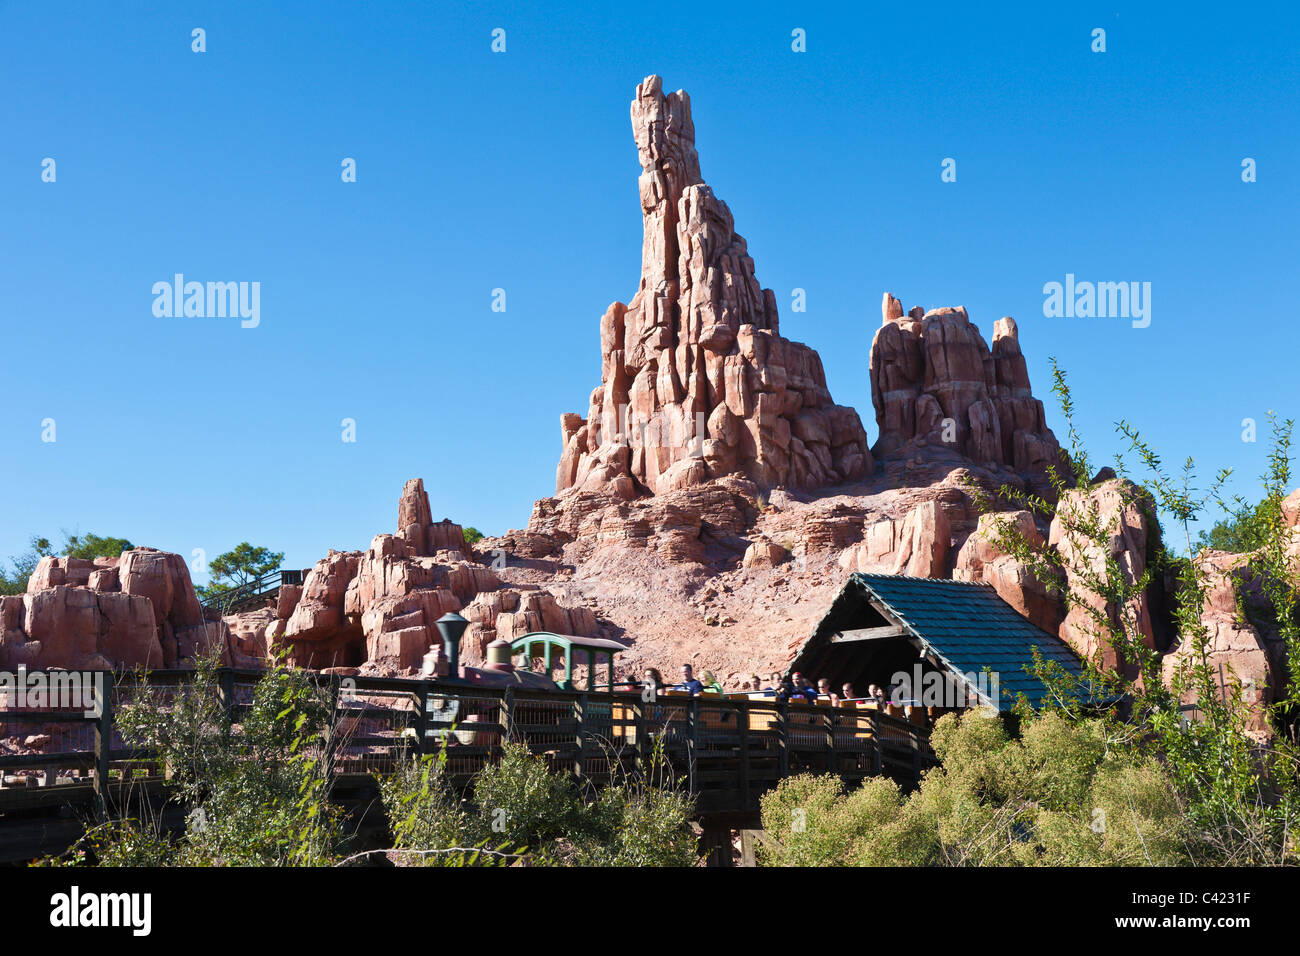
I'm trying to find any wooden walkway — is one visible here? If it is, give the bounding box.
[0,669,936,862]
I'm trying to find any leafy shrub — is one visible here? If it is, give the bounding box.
[381,739,697,866]
[760,711,1188,867]
[53,650,345,866]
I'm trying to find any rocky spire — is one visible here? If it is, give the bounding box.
[869,293,1063,489]
[556,75,872,497]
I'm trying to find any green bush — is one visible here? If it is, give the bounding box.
[759,711,1188,867]
[471,743,583,859]
[381,740,697,867]
[52,650,345,867]
[380,749,509,866]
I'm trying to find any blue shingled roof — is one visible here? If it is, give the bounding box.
[843,573,1087,711]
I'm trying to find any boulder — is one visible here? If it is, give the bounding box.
[954,511,1064,634]
[743,540,788,569]
[15,586,161,670]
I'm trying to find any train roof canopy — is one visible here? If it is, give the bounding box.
[510,632,629,692]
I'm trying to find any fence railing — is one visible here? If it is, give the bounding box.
[199,569,307,615]
[0,670,936,814]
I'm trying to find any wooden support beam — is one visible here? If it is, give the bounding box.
[93,682,114,806]
[831,625,908,643]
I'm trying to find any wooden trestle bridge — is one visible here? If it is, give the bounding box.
[0,668,936,864]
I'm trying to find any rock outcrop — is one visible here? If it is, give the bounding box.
[1161,550,1286,737]
[870,295,1063,495]
[555,75,871,499]
[1048,478,1163,675]
[0,548,227,670]
[953,510,1065,635]
[277,550,365,667]
[396,478,468,557]
[251,481,602,674]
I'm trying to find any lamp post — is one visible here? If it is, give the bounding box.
[435,611,470,680]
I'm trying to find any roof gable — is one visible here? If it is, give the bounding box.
[792,573,1087,711]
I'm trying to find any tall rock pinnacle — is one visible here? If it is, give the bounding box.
[556,75,872,497]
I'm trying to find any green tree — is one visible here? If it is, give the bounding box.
[198,542,284,605]
[1195,499,1272,554]
[462,527,485,546]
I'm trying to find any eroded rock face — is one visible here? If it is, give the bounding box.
[396,478,468,557]
[1049,478,1162,675]
[276,550,365,668]
[18,586,160,670]
[1160,549,1295,738]
[4,547,224,670]
[555,75,871,498]
[840,500,952,578]
[953,511,1065,635]
[263,481,602,674]
[870,295,1063,495]
[116,548,207,666]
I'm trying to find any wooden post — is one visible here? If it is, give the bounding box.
[218,668,235,745]
[739,829,759,868]
[501,685,514,745]
[910,726,921,786]
[776,701,789,779]
[825,707,836,774]
[323,674,341,784]
[686,696,699,794]
[737,700,750,809]
[632,696,646,778]
[413,681,428,757]
[93,679,114,805]
[700,824,732,867]
[870,712,883,777]
[575,693,587,778]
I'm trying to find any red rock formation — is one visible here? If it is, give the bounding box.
[1049,478,1161,675]
[396,479,468,557]
[276,549,365,667]
[260,481,601,674]
[116,548,207,666]
[840,500,952,578]
[1283,489,1300,528]
[953,511,1065,635]
[0,547,228,670]
[16,586,159,670]
[870,295,1063,494]
[555,75,871,498]
[1162,549,1289,738]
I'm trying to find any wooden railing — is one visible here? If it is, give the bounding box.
[0,670,936,816]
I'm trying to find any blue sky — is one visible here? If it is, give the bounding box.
[2,1,1297,581]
